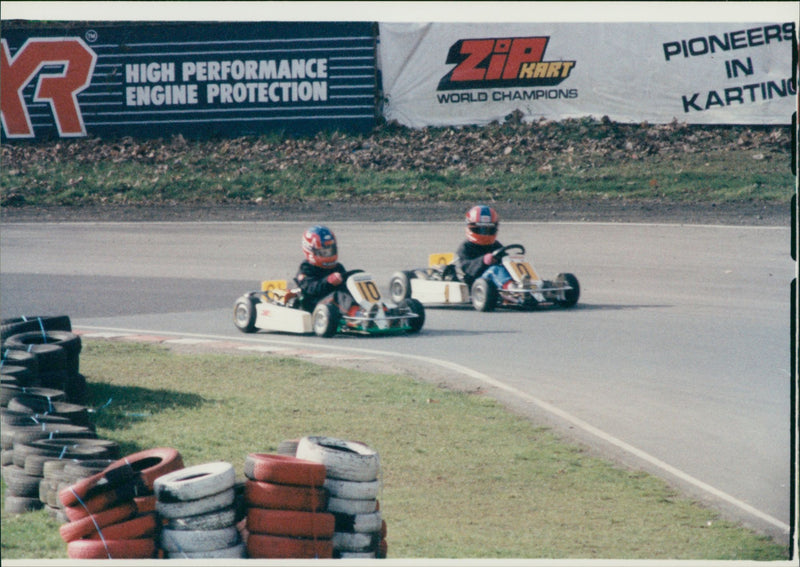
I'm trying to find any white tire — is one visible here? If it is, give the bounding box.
[157,487,235,519]
[334,510,382,533]
[296,436,379,482]
[166,542,246,559]
[326,496,378,515]
[160,526,240,553]
[332,531,376,552]
[324,477,380,500]
[154,461,235,502]
[165,506,237,531]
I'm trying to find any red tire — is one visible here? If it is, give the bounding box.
[87,513,157,541]
[59,502,137,542]
[246,533,333,559]
[67,538,156,559]
[247,508,335,539]
[59,447,183,508]
[244,453,326,487]
[244,480,327,512]
[134,495,156,514]
[62,489,126,522]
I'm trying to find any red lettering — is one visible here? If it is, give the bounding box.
[502,37,548,80]
[450,39,494,82]
[1,38,96,138]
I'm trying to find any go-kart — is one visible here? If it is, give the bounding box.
[234,271,425,337]
[388,244,580,312]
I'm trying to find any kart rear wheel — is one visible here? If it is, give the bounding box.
[471,279,498,312]
[312,303,340,338]
[233,296,257,333]
[554,273,580,308]
[388,271,414,303]
[400,298,425,333]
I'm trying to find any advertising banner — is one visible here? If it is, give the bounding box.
[379,22,797,127]
[1,21,377,140]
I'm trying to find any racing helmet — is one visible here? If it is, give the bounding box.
[302,225,338,268]
[465,205,499,245]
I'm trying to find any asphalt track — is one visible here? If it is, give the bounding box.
[0,220,795,543]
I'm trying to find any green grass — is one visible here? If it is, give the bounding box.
[1,340,789,560]
[1,120,794,208]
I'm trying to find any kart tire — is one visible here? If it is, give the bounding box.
[233,295,257,333]
[388,271,414,303]
[471,278,498,312]
[555,273,580,308]
[400,298,425,333]
[312,303,340,338]
[296,436,379,482]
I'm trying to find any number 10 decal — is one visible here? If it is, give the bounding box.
[355,280,381,303]
[508,259,539,281]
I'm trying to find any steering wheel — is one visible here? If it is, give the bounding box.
[344,269,364,279]
[491,244,525,260]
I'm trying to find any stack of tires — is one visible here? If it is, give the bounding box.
[296,436,387,559]
[40,459,115,522]
[58,447,184,559]
[1,315,88,404]
[155,461,245,559]
[1,386,102,515]
[243,453,335,558]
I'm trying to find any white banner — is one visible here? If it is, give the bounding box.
[379,22,797,127]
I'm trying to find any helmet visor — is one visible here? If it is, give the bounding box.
[469,223,497,235]
[315,243,338,257]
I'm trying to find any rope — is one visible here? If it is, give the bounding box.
[68,487,113,559]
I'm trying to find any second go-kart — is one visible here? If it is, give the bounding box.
[388,244,580,312]
[234,271,425,337]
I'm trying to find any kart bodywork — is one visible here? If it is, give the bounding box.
[388,245,580,312]
[234,272,425,337]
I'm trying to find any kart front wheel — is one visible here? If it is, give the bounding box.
[388,271,414,303]
[312,303,340,337]
[555,273,580,308]
[471,279,498,312]
[233,296,257,333]
[400,298,425,333]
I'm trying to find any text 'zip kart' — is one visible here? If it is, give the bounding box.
[234,271,425,337]
[389,244,580,312]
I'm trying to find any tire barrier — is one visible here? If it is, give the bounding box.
[244,452,335,559]
[42,458,115,522]
[296,436,387,558]
[1,315,72,342]
[154,461,245,559]
[57,448,183,560]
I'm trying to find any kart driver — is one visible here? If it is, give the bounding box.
[455,204,518,289]
[294,225,356,314]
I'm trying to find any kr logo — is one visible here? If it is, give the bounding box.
[1,37,97,138]
[438,37,575,91]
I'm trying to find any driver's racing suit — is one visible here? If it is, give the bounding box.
[455,240,510,288]
[293,261,354,313]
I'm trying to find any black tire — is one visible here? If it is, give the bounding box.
[388,271,414,303]
[1,365,36,386]
[3,331,81,375]
[312,303,340,338]
[471,279,498,312]
[1,349,39,375]
[233,296,257,333]
[555,273,580,308]
[1,315,71,342]
[400,298,425,333]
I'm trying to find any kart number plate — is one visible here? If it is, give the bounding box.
[506,258,539,281]
[348,273,382,304]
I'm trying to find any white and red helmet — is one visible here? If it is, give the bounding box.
[465,205,499,245]
[302,225,338,268]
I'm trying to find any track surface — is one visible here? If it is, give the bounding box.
[0,220,794,541]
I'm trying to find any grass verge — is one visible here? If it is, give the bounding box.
[0,340,789,560]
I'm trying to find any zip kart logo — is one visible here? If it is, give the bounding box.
[1,37,97,138]
[437,37,575,91]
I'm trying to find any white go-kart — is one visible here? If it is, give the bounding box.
[234,270,425,337]
[388,244,580,312]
